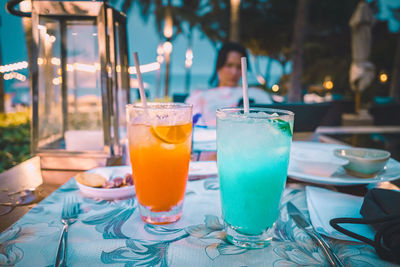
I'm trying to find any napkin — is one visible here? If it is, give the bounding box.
[189,161,218,176]
[306,186,375,242]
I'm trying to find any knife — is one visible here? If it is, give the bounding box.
[286,201,345,267]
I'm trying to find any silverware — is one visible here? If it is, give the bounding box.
[0,188,45,216]
[55,196,80,267]
[0,187,44,207]
[287,201,345,267]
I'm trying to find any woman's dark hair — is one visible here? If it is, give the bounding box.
[209,42,249,87]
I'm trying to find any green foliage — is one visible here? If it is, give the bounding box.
[242,0,296,63]
[120,0,204,41]
[0,111,31,173]
[302,0,358,95]
[68,111,102,130]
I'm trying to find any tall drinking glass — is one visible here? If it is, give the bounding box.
[126,103,193,224]
[216,107,294,248]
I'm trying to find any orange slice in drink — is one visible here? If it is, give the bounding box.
[151,124,192,144]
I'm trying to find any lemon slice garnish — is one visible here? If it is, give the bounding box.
[151,124,192,144]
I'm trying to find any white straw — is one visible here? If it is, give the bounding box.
[133,52,148,108]
[241,57,249,113]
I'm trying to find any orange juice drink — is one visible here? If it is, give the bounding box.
[126,103,192,224]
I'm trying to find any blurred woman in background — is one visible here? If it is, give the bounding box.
[186,42,272,126]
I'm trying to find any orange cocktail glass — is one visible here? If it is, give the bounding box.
[126,103,192,224]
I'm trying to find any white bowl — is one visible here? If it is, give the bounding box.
[75,166,134,200]
[334,148,391,178]
[290,148,349,177]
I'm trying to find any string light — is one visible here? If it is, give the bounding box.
[52,76,62,85]
[256,75,266,85]
[3,72,26,81]
[65,63,96,73]
[0,61,29,73]
[185,59,192,68]
[379,72,388,83]
[51,57,61,65]
[185,48,193,68]
[1,59,161,78]
[129,62,160,74]
[163,41,173,54]
[163,10,173,39]
[272,84,279,92]
[157,44,164,55]
[185,48,193,60]
[66,64,74,72]
[49,35,56,43]
[323,80,333,90]
[44,34,56,43]
[157,55,164,64]
[156,44,165,64]
[323,76,333,90]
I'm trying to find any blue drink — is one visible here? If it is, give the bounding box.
[217,108,294,248]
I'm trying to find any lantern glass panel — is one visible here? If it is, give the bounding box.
[37,18,104,152]
[37,17,63,150]
[114,21,128,137]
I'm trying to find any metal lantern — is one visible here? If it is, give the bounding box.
[30,0,130,173]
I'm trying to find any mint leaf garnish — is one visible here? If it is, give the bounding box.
[271,118,293,137]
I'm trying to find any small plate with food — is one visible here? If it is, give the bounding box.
[75,166,134,200]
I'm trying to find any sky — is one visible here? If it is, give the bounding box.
[0,0,399,99]
[0,2,28,65]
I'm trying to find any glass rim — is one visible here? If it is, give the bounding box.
[126,102,192,110]
[216,107,294,117]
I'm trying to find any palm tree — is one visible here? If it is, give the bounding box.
[120,0,202,41]
[288,0,311,102]
[120,0,366,101]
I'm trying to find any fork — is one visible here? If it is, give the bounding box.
[55,196,80,267]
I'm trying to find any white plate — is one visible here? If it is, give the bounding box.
[75,166,134,200]
[288,141,400,186]
[291,146,349,177]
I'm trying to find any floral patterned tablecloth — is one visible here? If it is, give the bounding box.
[0,172,397,267]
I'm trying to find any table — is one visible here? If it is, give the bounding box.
[0,175,394,266]
[315,126,400,158]
[1,131,398,266]
[0,157,59,233]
